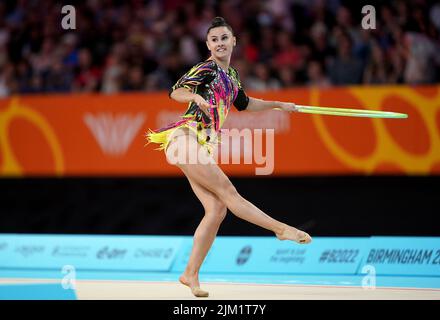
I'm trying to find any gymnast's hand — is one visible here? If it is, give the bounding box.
[276,102,298,113]
[192,94,212,117]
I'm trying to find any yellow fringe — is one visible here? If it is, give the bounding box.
[145,123,216,154]
[145,128,172,151]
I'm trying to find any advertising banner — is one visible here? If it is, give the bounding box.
[171,236,369,275]
[0,234,182,272]
[361,236,440,276]
[2,235,440,277]
[1,85,438,176]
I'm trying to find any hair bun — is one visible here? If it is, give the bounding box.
[211,17,226,26]
[206,16,233,35]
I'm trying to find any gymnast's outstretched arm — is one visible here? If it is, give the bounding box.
[245,97,298,113]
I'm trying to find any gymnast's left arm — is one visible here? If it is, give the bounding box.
[245,97,298,113]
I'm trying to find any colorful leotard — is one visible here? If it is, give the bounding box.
[145,59,249,154]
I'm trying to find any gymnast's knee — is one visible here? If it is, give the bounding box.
[216,183,238,201]
[205,204,227,222]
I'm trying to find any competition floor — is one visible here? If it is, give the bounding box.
[1,272,440,300]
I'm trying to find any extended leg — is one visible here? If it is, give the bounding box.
[168,132,312,244]
[179,175,227,298]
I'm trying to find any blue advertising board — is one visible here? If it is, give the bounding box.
[360,236,440,276]
[0,234,182,272]
[2,235,439,277]
[171,236,369,275]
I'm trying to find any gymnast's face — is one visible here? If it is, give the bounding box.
[206,26,236,61]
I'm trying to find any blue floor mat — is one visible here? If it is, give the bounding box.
[0,283,77,300]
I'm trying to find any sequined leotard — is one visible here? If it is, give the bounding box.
[145,59,249,154]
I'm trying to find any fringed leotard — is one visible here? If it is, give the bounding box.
[145,59,249,154]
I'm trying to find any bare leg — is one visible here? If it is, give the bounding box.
[183,164,311,243]
[165,131,311,297]
[166,131,312,244]
[166,132,227,297]
[178,176,226,298]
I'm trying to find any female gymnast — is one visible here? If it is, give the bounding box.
[146,17,312,298]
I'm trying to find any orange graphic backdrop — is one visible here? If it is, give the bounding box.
[0,85,439,177]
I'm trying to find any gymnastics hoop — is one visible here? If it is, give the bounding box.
[274,105,408,119]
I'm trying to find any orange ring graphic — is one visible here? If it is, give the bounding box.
[0,97,64,176]
[311,87,440,174]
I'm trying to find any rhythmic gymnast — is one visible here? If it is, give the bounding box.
[146,17,312,298]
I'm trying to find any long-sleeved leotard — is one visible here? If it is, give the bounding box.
[145,59,249,154]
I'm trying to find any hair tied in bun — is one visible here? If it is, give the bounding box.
[207,16,233,36]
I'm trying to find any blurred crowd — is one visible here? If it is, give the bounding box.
[1,0,440,97]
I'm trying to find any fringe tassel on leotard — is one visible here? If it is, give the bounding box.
[145,122,216,155]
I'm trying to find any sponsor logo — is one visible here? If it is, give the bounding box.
[319,249,360,264]
[52,246,90,258]
[84,112,146,156]
[367,248,439,265]
[270,248,307,264]
[134,248,174,259]
[236,246,252,265]
[15,245,45,257]
[96,246,128,260]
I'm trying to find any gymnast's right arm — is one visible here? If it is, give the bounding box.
[170,87,197,104]
[168,61,216,115]
[170,88,211,116]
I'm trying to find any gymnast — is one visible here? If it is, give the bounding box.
[146,17,312,298]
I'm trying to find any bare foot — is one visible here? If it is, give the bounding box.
[179,274,209,298]
[276,224,312,244]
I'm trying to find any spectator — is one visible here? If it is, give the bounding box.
[328,32,364,85]
[404,32,440,84]
[29,38,55,78]
[430,3,440,32]
[310,21,334,65]
[258,26,276,64]
[0,63,14,97]
[273,31,302,70]
[236,31,259,63]
[0,0,439,97]
[122,65,146,92]
[363,43,389,84]
[101,53,125,94]
[246,63,281,91]
[45,58,73,92]
[307,60,331,88]
[278,66,297,88]
[73,48,101,92]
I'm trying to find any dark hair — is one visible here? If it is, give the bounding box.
[206,17,234,36]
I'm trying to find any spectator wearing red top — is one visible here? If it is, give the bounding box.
[273,31,302,70]
[73,48,102,93]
